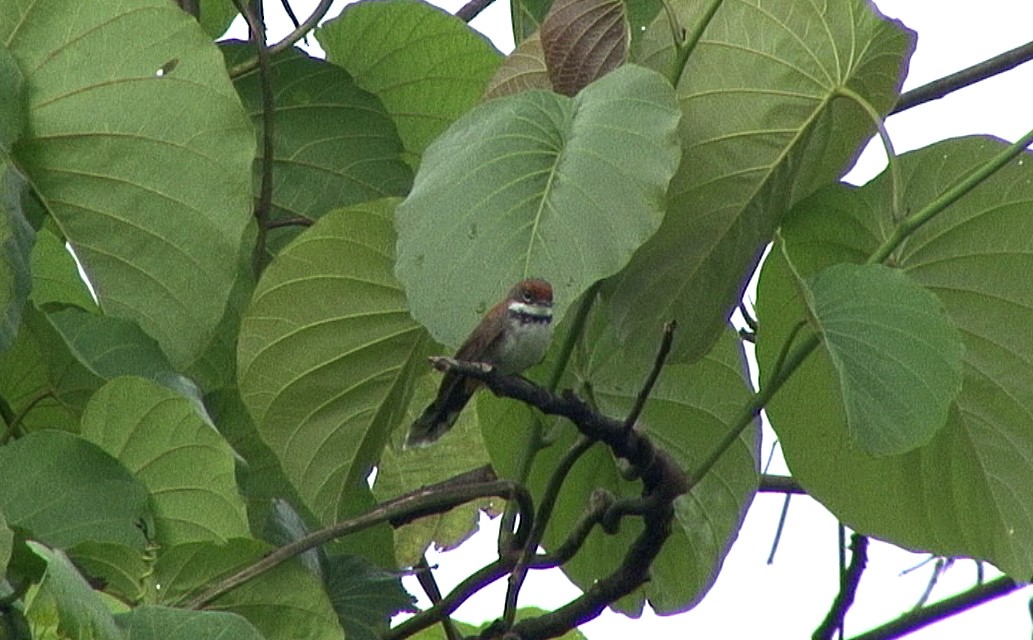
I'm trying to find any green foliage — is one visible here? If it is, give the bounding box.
[0,165,31,352]
[81,377,250,547]
[318,0,504,166]
[0,0,1029,636]
[23,542,124,640]
[396,64,681,348]
[757,137,1033,578]
[0,431,151,550]
[238,200,429,527]
[612,0,916,361]
[116,605,264,640]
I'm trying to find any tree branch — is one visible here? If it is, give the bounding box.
[231,0,275,275]
[413,556,462,640]
[892,39,1033,114]
[455,0,497,22]
[848,576,1020,640]
[814,534,869,640]
[184,478,531,609]
[425,357,690,639]
[759,474,805,494]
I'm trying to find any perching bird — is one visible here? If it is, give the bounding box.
[405,278,554,447]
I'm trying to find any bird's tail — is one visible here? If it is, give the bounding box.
[404,375,477,448]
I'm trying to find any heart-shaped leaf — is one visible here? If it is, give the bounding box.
[757,136,1033,577]
[801,263,964,455]
[396,64,680,348]
[238,200,429,524]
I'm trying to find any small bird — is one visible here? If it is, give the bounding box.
[405,278,554,447]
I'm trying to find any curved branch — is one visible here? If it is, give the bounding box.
[426,357,691,638]
[184,479,531,609]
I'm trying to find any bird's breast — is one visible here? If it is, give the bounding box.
[494,318,553,374]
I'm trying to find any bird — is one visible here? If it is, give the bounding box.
[405,278,554,448]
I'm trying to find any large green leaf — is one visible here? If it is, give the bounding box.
[0,44,26,156]
[609,0,915,361]
[801,263,964,455]
[238,200,429,525]
[47,308,180,386]
[323,554,415,640]
[1,0,254,369]
[81,377,249,547]
[28,225,97,311]
[0,430,150,549]
[317,0,503,165]
[0,164,32,352]
[0,509,12,579]
[482,320,758,614]
[226,44,412,226]
[69,541,149,604]
[24,542,124,640]
[756,136,1033,577]
[116,605,263,640]
[0,304,103,433]
[396,64,680,348]
[156,539,345,640]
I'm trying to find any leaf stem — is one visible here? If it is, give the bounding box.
[867,124,1033,265]
[662,0,724,86]
[687,332,819,487]
[835,86,902,219]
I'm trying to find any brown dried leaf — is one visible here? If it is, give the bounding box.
[540,0,629,96]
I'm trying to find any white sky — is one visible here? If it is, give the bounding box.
[242,1,1033,637]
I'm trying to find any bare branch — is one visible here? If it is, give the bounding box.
[426,358,691,639]
[814,534,869,640]
[848,576,1020,640]
[456,0,498,22]
[892,39,1033,114]
[230,0,275,274]
[183,478,531,609]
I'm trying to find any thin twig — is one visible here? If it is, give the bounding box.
[892,39,1033,114]
[503,435,595,625]
[758,474,805,494]
[228,0,336,78]
[385,560,513,640]
[413,556,462,640]
[814,534,869,640]
[277,0,302,30]
[623,320,676,432]
[265,216,314,229]
[183,479,531,609]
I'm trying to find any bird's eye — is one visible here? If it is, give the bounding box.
[522,290,533,302]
